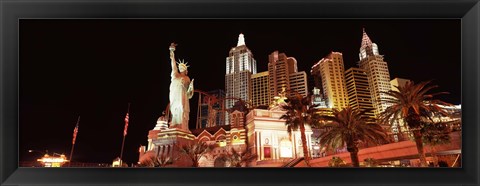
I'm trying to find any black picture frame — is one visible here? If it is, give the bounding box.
[1,0,478,186]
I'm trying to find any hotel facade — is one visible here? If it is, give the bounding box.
[267,51,308,100]
[312,52,348,109]
[345,67,375,118]
[225,33,257,113]
[357,29,392,117]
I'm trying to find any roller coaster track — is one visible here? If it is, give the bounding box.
[162,89,251,129]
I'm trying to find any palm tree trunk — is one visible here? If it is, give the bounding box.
[299,124,310,162]
[349,148,360,167]
[193,158,199,167]
[431,146,438,167]
[191,154,199,167]
[413,129,428,167]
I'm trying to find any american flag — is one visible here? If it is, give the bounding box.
[72,117,80,144]
[123,113,129,136]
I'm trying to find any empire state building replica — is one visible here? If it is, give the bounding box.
[225,33,257,121]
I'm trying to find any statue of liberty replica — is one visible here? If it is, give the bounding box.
[169,43,194,131]
[138,43,197,167]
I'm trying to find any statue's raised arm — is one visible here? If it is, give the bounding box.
[169,43,179,77]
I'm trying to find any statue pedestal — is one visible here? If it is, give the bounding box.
[155,127,195,142]
[148,127,196,167]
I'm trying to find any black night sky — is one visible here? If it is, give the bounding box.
[19,19,460,165]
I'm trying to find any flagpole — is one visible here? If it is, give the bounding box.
[120,103,130,166]
[119,137,126,166]
[69,116,80,167]
[69,143,75,167]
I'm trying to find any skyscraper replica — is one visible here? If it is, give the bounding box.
[358,29,392,117]
[251,71,270,107]
[313,52,348,109]
[267,51,308,100]
[225,33,257,114]
[345,67,375,118]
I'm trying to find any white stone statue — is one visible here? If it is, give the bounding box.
[168,43,194,131]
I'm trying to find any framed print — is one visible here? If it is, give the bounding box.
[1,0,479,186]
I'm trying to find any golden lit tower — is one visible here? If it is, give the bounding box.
[267,51,307,99]
[251,71,270,107]
[225,33,257,114]
[315,52,348,109]
[358,28,392,117]
[345,67,375,118]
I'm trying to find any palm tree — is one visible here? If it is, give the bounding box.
[363,158,378,167]
[328,156,346,167]
[380,80,451,167]
[223,147,258,167]
[280,93,320,162]
[138,156,156,167]
[138,153,176,167]
[422,122,451,167]
[318,107,388,167]
[178,141,214,167]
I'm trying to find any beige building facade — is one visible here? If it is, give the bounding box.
[246,109,314,163]
[251,71,270,107]
[314,52,348,109]
[358,29,392,117]
[345,67,375,118]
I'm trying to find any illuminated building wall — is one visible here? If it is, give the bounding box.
[390,77,411,92]
[314,52,348,109]
[251,71,270,107]
[289,71,308,98]
[194,111,247,167]
[358,29,392,117]
[268,51,307,99]
[311,87,327,108]
[225,33,257,122]
[310,60,323,90]
[345,67,375,118]
[246,109,314,163]
[310,63,327,108]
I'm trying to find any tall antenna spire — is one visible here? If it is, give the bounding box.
[361,28,373,48]
[237,33,245,46]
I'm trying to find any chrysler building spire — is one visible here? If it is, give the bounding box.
[237,33,246,46]
[361,28,373,48]
[359,28,380,60]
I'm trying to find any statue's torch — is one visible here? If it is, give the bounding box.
[169,42,177,52]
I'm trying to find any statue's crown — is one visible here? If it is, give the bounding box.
[177,59,189,72]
